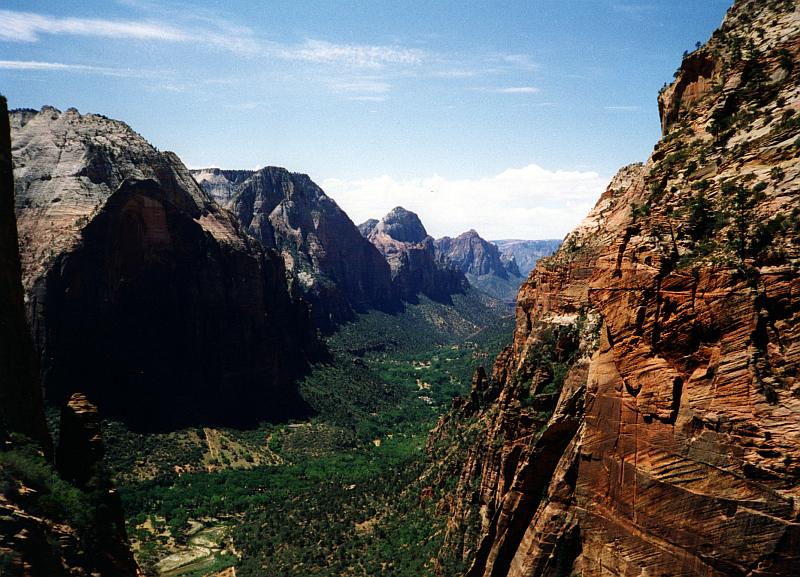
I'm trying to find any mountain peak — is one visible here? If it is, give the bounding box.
[376,206,428,243]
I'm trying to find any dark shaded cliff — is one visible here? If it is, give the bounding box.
[1,96,138,577]
[12,108,319,431]
[0,98,49,451]
[430,1,800,575]
[193,167,396,331]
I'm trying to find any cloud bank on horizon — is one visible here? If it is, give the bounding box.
[322,164,608,240]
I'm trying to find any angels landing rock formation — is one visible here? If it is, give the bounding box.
[362,206,468,302]
[191,167,395,330]
[430,1,800,575]
[1,95,137,577]
[435,229,526,302]
[11,107,318,431]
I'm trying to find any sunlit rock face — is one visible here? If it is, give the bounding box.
[193,166,396,331]
[12,107,318,431]
[431,1,800,575]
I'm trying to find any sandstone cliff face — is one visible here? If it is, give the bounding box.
[432,2,800,575]
[435,230,525,302]
[12,108,318,430]
[365,207,469,302]
[193,166,395,330]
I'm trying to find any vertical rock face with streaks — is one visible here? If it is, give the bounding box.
[192,166,396,331]
[12,108,318,430]
[431,2,800,575]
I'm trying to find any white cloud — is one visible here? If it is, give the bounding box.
[276,39,425,69]
[0,60,92,71]
[0,59,154,78]
[0,10,187,43]
[499,53,538,70]
[322,164,609,240]
[0,9,258,54]
[491,86,540,94]
[346,96,387,102]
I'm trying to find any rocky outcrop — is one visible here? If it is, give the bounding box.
[491,239,562,277]
[365,207,468,302]
[12,107,318,430]
[431,2,800,575]
[56,393,104,487]
[435,230,525,302]
[357,218,378,238]
[192,167,395,330]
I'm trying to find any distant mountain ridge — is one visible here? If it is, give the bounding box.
[491,238,563,277]
[434,229,525,302]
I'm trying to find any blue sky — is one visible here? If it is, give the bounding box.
[1,0,732,238]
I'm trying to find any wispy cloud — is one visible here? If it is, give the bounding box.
[0,9,258,54]
[0,10,187,43]
[487,86,540,94]
[322,164,608,239]
[0,59,156,78]
[275,39,425,69]
[430,68,480,79]
[347,96,387,102]
[499,53,538,71]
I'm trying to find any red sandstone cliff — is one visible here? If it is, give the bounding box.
[430,1,800,575]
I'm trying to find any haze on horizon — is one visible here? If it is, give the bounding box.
[0,0,732,239]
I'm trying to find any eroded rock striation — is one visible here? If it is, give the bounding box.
[12,107,318,430]
[431,2,800,575]
[193,167,395,330]
[363,206,468,302]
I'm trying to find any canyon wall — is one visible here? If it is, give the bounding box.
[431,1,800,575]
